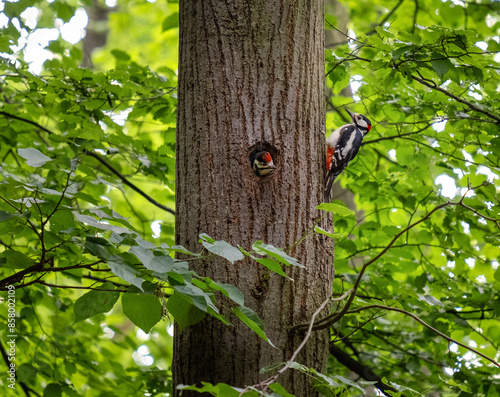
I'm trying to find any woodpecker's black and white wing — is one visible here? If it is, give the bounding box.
[324,125,364,201]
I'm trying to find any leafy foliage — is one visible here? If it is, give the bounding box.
[322,0,500,395]
[0,0,499,396]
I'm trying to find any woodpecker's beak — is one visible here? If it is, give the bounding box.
[264,163,277,173]
[345,109,355,120]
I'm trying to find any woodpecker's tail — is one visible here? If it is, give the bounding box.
[324,171,340,202]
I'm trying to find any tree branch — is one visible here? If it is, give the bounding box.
[85,151,176,216]
[345,304,500,368]
[411,74,500,123]
[0,110,54,135]
[293,186,500,334]
[0,110,176,216]
[401,136,491,169]
[291,200,451,332]
[0,261,108,290]
[0,262,44,289]
[412,0,419,34]
[330,344,400,396]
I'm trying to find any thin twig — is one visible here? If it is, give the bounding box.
[362,123,434,145]
[240,293,344,395]
[38,281,127,293]
[43,171,72,226]
[366,0,405,35]
[346,304,500,368]
[324,19,367,47]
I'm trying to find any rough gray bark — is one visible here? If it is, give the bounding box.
[174,2,334,395]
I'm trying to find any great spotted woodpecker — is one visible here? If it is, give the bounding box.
[325,109,371,201]
[250,151,276,176]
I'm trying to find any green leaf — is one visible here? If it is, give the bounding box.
[177,382,244,396]
[0,250,35,269]
[122,291,162,333]
[166,293,206,332]
[74,212,133,234]
[111,49,131,61]
[108,257,145,290]
[17,363,37,384]
[53,2,74,22]
[84,237,114,260]
[314,226,342,240]
[240,246,290,279]
[43,383,63,397]
[148,254,175,273]
[174,283,219,313]
[431,54,453,79]
[252,241,304,268]
[18,148,52,167]
[494,267,500,283]
[417,294,444,307]
[0,210,31,223]
[233,306,275,348]
[135,236,157,249]
[269,383,296,397]
[162,12,179,31]
[208,280,245,306]
[316,202,355,217]
[334,375,364,391]
[73,283,120,323]
[170,245,199,256]
[440,375,472,393]
[328,64,350,95]
[200,234,244,264]
[129,245,154,267]
[254,257,290,279]
[415,230,433,244]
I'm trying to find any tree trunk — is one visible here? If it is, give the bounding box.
[174,1,334,395]
[82,0,111,68]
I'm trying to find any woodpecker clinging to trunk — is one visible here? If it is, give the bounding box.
[250,151,276,176]
[325,109,371,201]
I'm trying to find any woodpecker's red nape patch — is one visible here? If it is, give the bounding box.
[263,152,272,163]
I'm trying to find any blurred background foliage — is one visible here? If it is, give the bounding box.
[0,0,499,396]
